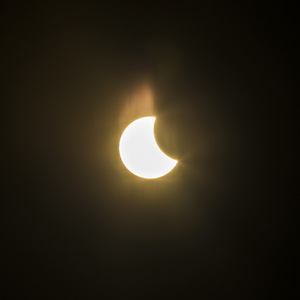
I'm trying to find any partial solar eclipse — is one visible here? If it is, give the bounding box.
[119,117,178,179]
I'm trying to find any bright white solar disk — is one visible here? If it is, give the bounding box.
[119,117,178,179]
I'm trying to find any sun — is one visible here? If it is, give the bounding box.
[119,117,178,179]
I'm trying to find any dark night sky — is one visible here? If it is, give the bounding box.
[2,1,298,298]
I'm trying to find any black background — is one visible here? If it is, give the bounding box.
[2,1,298,298]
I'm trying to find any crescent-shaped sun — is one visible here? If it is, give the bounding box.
[119,117,178,179]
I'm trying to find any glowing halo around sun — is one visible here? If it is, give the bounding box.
[119,117,178,179]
